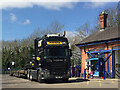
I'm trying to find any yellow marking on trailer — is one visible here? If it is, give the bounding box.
[47,41,62,45]
[20,71,24,73]
[19,70,24,74]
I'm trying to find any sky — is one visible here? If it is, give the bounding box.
[1,1,118,41]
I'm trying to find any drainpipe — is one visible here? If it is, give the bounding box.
[107,43,109,74]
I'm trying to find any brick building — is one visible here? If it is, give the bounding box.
[76,12,120,78]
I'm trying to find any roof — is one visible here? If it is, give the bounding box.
[76,26,120,46]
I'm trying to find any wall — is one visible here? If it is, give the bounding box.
[80,41,120,74]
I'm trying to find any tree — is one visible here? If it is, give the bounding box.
[2,21,64,72]
[69,21,92,51]
[46,21,64,34]
[76,21,92,41]
[95,5,119,29]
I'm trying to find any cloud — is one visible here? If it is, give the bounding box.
[65,30,81,45]
[10,13,17,22]
[23,19,31,24]
[0,0,119,10]
[83,2,108,8]
[9,13,31,24]
[66,31,78,37]
[0,1,78,10]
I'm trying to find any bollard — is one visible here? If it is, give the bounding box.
[103,61,105,80]
[74,66,76,77]
[70,66,73,77]
[84,69,86,79]
[103,68,105,80]
[76,66,80,77]
[75,66,78,77]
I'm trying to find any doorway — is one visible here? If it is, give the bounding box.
[89,58,99,76]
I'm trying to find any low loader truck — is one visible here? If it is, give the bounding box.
[10,33,72,82]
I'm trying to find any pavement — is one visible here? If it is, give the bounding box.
[1,74,119,88]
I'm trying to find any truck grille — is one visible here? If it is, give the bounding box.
[50,62,67,76]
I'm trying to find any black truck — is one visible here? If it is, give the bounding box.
[10,33,72,82]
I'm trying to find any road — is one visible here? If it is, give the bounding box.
[2,74,119,88]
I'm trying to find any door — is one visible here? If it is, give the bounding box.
[91,60,99,76]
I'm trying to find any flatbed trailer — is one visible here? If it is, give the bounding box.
[11,70,26,77]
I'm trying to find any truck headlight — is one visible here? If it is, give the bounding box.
[64,59,67,62]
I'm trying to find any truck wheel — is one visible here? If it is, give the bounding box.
[30,71,33,81]
[10,71,13,76]
[27,70,30,79]
[37,71,43,83]
[62,78,69,83]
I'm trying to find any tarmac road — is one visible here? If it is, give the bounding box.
[1,74,119,88]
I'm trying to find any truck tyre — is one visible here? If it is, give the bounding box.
[37,71,43,83]
[10,71,13,76]
[27,70,30,79]
[18,73,21,78]
[62,78,69,83]
[29,71,33,81]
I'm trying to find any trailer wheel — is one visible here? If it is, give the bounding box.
[18,73,21,78]
[37,71,43,83]
[10,71,13,76]
[27,70,30,79]
[30,71,33,81]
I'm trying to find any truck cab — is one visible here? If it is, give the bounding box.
[27,34,72,82]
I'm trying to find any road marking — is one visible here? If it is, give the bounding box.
[86,81,89,85]
[112,80,114,83]
[99,83,102,87]
[99,80,102,87]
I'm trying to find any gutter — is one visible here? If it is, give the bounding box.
[76,38,120,47]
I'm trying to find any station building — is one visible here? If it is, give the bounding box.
[76,12,120,78]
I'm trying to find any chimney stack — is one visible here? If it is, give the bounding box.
[99,11,108,29]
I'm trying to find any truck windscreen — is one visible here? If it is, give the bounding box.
[44,48,68,57]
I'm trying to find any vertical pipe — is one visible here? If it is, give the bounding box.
[84,69,86,79]
[103,68,105,80]
[112,51,114,78]
[103,60,105,80]
[107,44,109,74]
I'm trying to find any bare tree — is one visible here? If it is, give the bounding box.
[76,21,92,42]
[46,21,64,34]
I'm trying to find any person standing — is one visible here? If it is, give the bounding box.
[90,65,94,79]
[86,62,90,78]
